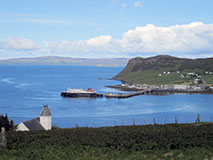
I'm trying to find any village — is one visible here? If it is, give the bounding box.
[120,70,213,92]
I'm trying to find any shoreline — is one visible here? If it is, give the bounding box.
[106,84,213,94]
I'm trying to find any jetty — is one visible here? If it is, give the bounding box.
[104,90,153,98]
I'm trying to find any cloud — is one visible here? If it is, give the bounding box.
[133,1,142,8]
[118,22,213,54]
[87,35,112,47]
[42,22,213,57]
[20,18,72,25]
[0,38,36,50]
[1,22,213,58]
[38,36,113,57]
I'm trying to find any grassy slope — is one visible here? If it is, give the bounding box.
[1,123,213,160]
[114,55,213,85]
[116,68,192,85]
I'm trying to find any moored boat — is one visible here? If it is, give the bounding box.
[61,88,103,98]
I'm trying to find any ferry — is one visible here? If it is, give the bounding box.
[61,88,103,98]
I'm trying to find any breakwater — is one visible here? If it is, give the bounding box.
[104,90,153,98]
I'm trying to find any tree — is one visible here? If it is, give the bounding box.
[0,114,13,131]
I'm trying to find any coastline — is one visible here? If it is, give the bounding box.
[106,83,213,94]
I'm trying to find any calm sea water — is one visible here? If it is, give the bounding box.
[0,65,213,128]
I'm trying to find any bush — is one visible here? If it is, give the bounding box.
[0,114,14,131]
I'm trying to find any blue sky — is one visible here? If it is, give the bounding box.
[0,0,213,59]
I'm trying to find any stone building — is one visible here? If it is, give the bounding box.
[16,105,52,131]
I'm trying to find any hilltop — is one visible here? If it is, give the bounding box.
[0,56,129,67]
[113,55,213,85]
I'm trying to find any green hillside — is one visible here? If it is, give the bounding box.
[114,55,213,85]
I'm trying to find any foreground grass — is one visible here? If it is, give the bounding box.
[1,147,213,160]
[1,123,213,159]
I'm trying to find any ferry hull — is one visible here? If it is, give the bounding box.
[61,92,103,98]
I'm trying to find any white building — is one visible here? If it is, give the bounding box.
[174,85,190,90]
[187,73,195,76]
[16,105,52,131]
[121,83,127,87]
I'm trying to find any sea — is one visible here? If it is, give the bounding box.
[0,65,213,128]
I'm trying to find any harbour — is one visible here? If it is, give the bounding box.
[1,65,213,128]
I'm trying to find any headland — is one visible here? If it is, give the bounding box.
[109,55,213,94]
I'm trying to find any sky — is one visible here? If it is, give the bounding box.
[0,0,213,59]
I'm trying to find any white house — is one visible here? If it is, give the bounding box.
[174,85,190,90]
[16,105,52,131]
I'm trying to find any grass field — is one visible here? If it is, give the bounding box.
[115,67,194,85]
[1,123,213,160]
[203,75,213,84]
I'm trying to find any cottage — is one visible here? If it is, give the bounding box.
[121,83,127,87]
[16,105,52,131]
[205,71,209,74]
[174,85,190,90]
[187,73,195,77]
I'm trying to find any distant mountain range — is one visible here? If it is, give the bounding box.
[113,55,213,85]
[0,56,129,67]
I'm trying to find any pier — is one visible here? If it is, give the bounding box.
[104,90,153,98]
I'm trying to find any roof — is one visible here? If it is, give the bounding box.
[23,117,45,131]
[40,105,51,116]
